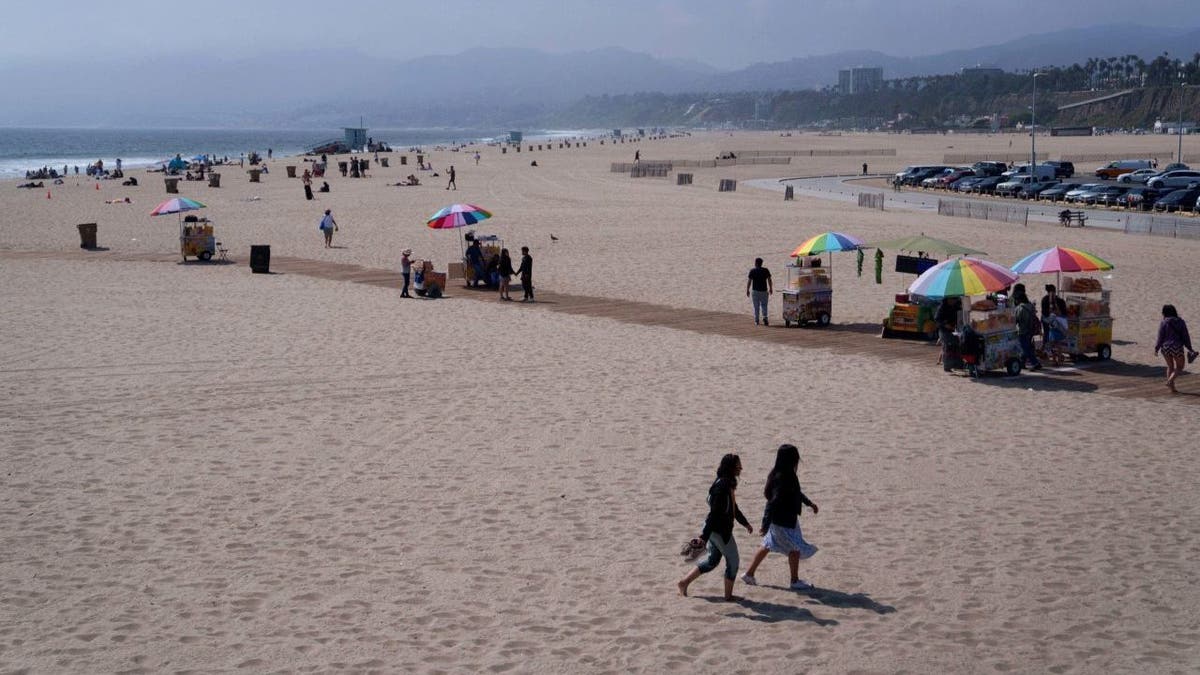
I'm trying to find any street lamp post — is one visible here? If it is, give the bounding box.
[1178,69,1186,165]
[1031,72,1040,176]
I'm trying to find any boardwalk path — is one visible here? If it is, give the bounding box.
[4,248,1193,403]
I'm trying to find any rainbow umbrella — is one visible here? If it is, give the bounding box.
[908,257,1020,300]
[1010,246,1113,294]
[426,203,492,229]
[790,231,864,257]
[1010,246,1113,275]
[149,196,206,216]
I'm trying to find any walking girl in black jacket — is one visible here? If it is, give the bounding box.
[741,444,820,590]
[678,454,753,601]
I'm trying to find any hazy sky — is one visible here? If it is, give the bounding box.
[3,0,1197,69]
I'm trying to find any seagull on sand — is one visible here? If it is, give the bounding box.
[550,234,559,242]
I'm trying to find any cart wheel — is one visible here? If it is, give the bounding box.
[881,325,892,338]
[198,251,213,262]
[817,312,831,327]
[784,319,791,327]
[1096,344,1111,361]
[1005,359,1022,376]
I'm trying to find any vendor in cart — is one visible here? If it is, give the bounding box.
[465,239,486,287]
[1040,284,1068,341]
[936,297,961,372]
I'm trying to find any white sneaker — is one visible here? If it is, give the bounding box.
[790,579,812,590]
[741,573,757,586]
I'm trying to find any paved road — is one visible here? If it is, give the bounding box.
[744,175,1183,232]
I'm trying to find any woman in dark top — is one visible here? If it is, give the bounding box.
[1154,304,1196,393]
[678,454,753,601]
[497,248,515,301]
[740,444,820,590]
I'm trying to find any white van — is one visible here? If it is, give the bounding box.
[1095,159,1153,179]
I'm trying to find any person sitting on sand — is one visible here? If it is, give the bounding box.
[122,176,138,186]
[318,181,330,193]
[17,181,44,189]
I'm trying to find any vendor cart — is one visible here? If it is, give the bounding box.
[960,304,1024,376]
[462,232,503,287]
[1058,276,1113,360]
[882,293,939,340]
[782,259,832,327]
[180,216,217,261]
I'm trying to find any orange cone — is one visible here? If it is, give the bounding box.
[47,190,51,199]
[95,182,100,190]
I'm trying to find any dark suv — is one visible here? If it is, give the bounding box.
[1046,161,1075,178]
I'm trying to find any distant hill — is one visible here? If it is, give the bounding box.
[0,24,1198,127]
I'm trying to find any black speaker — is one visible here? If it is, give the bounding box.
[250,245,270,273]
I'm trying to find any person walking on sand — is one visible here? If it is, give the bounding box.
[1155,304,1196,393]
[446,165,456,190]
[516,246,534,302]
[746,257,773,326]
[319,209,338,248]
[497,248,516,301]
[474,151,481,165]
[741,444,820,591]
[400,248,413,298]
[678,453,753,601]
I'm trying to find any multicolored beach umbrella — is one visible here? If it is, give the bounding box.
[1009,246,1114,274]
[790,231,865,257]
[908,257,1020,299]
[426,203,492,229]
[149,197,206,216]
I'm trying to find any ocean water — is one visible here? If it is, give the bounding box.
[0,127,603,177]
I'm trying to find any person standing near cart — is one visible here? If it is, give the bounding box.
[516,246,534,302]
[400,248,413,298]
[746,258,773,326]
[1040,284,1067,353]
[936,297,961,372]
[1013,285,1043,371]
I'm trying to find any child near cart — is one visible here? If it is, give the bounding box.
[1044,312,1069,366]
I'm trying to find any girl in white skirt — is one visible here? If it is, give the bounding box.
[741,444,819,590]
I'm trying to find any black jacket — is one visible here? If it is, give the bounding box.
[700,477,749,542]
[761,472,814,531]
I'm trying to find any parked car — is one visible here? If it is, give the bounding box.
[896,165,950,185]
[1117,168,1159,184]
[1161,162,1190,172]
[1152,188,1200,212]
[1086,185,1129,206]
[1017,180,1060,199]
[1095,159,1153,179]
[997,175,1055,197]
[951,176,987,191]
[1045,161,1075,178]
[1073,185,1112,205]
[1001,163,1056,180]
[1146,170,1200,190]
[934,168,974,187]
[971,161,1008,177]
[1121,187,1162,210]
[1037,183,1081,202]
[969,176,1007,195]
[1064,184,1103,202]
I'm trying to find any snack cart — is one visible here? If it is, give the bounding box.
[1059,276,1113,360]
[961,300,1024,376]
[871,236,985,341]
[180,216,217,261]
[782,231,864,328]
[782,258,832,327]
[1008,247,1115,361]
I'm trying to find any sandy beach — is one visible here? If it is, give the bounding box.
[3,131,1200,673]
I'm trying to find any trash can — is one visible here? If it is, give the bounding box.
[250,245,270,273]
[77,222,97,249]
[208,173,221,188]
[286,165,297,178]
[380,157,389,167]
[400,155,407,165]
[164,178,179,193]
[248,169,261,183]
[784,185,794,201]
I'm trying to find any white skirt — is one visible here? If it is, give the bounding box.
[763,523,818,559]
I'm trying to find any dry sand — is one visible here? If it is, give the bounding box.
[2,131,1200,673]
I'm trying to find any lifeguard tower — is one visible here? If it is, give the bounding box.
[343,127,368,152]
